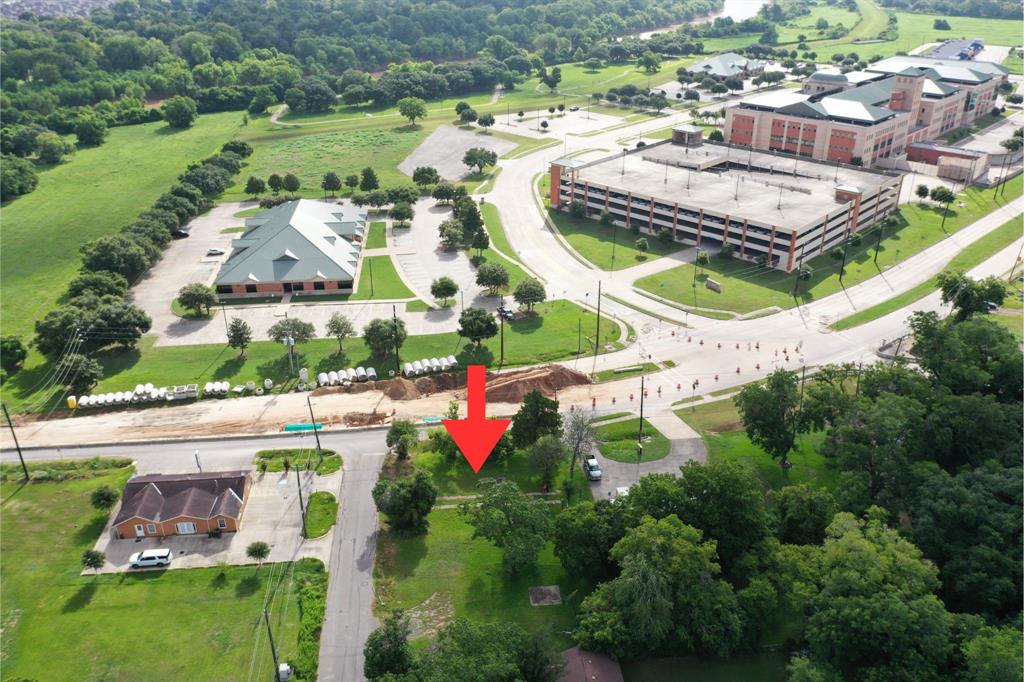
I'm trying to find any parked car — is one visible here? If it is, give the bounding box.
[569,105,580,112]
[129,548,172,568]
[584,456,602,481]
[496,305,515,321]
[985,301,999,311]
[206,248,225,256]
[171,229,190,239]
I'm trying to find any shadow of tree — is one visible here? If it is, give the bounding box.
[213,354,247,380]
[62,581,98,612]
[210,571,228,591]
[236,573,262,597]
[73,514,109,545]
[315,351,349,374]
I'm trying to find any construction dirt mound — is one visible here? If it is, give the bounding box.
[344,411,388,427]
[309,365,590,403]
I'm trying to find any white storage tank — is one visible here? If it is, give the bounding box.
[412,360,423,374]
[318,372,329,386]
[356,367,367,381]
[403,362,415,377]
[366,367,377,380]
[447,355,458,367]
[429,358,441,372]
[204,382,214,395]
[328,371,339,385]
[346,368,357,382]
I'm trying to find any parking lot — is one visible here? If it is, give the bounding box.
[90,468,339,573]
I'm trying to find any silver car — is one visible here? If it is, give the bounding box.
[129,548,172,568]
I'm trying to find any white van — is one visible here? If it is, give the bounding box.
[129,548,172,568]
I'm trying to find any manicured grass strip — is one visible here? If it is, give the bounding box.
[636,176,1023,315]
[220,295,281,305]
[221,226,246,233]
[353,255,415,300]
[375,508,584,647]
[469,167,502,194]
[365,221,387,249]
[1,112,243,338]
[831,217,1023,330]
[480,203,518,262]
[0,470,314,680]
[405,299,432,312]
[1002,51,1023,76]
[990,311,1023,340]
[171,298,213,320]
[604,293,688,327]
[233,206,262,218]
[290,293,357,303]
[594,417,670,463]
[256,448,343,475]
[593,362,659,383]
[2,300,618,413]
[304,491,338,539]
[592,411,632,423]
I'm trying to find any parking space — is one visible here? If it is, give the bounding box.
[90,469,339,573]
[492,109,623,139]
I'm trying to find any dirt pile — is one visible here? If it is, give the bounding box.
[481,365,591,403]
[343,411,388,427]
[382,377,420,400]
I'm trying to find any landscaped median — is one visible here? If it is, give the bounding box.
[256,448,343,475]
[831,217,1024,330]
[634,176,1023,318]
[304,491,338,539]
[594,417,670,463]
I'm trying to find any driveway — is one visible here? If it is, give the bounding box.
[90,469,340,573]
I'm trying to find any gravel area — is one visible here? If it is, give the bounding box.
[398,125,516,180]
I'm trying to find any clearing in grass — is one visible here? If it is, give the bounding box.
[594,417,670,463]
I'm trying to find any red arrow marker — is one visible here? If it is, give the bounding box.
[443,365,511,473]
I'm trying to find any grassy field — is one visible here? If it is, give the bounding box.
[593,361,661,383]
[594,417,670,463]
[411,447,584,497]
[375,508,584,647]
[354,255,415,300]
[547,207,688,270]
[1002,51,1023,76]
[255,448,343,474]
[304,491,338,538]
[636,176,1023,316]
[775,4,861,44]
[0,112,243,339]
[365,221,388,249]
[0,469,318,681]
[831,217,1023,329]
[675,398,837,491]
[3,300,621,413]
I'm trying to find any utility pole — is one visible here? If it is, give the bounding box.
[295,466,308,538]
[610,220,618,270]
[306,395,322,464]
[368,256,374,297]
[498,307,505,371]
[1,403,28,481]
[636,373,645,482]
[576,317,582,362]
[263,609,282,682]
[838,235,850,284]
[591,281,602,376]
[391,305,401,377]
[220,301,229,335]
[194,449,201,472]
[874,220,884,264]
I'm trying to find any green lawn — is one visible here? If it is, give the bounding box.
[375,509,585,647]
[477,202,532,289]
[636,176,1023,316]
[0,469,322,681]
[366,221,388,249]
[1,112,243,338]
[832,217,1024,329]
[675,399,838,491]
[593,362,660,383]
[255,448,343,474]
[594,417,670,463]
[354,255,415,300]
[1002,51,1023,76]
[776,4,860,43]
[3,300,620,413]
[304,491,338,538]
[411,448,584,497]
[547,208,687,271]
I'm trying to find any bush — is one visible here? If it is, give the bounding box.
[1,456,132,482]
[292,559,328,680]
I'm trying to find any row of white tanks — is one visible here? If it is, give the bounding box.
[316,366,377,386]
[403,356,458,377]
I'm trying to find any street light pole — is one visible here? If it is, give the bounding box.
[636,373,645,482]
[220,301,228,335]
[368,256,374,297]
[591,281,602,376]
[1,403,28,481]
[392,305,401,377]
[306,394,322,464]
[263,609,282,682]
[295,466,308,538]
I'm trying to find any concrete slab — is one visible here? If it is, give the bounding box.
[90,469,340,573]
[398,125,516,180]
[491,109,623,139]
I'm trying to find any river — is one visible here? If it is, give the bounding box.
[628,0,769,39]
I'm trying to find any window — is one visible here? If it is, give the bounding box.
[245,284,257,293]
[147,524,156,533]
[314,281,325,290]
[216,285,233,294]
[218,519,227,529]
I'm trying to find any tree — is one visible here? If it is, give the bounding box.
[0,336,28,373]
[81,549,106,574]
[457,307,498,346]
[513,277,545,311]
[68,271,130,300]
[684,88,701,101]
[560,408,595,482]
[540,120,549,131]
[363,317,407,358]
[267,318,316,348]
[389,201,413,226]
[248,86,277,114]
[439,219,463,250]
[962,626,1023,682]
[460,479,552,574]
[364,610,413,679]
[510,389,561,448]
[344,174,359,190]
[397,96,427,125]
[90,485,120,512]
[734,368,808,466]
[475,261,509,294]
[324,312,354,351]
[321,171,342,196]
[768,484,836,545]
[373,470,438,532]
[360,166,379,191]
[553,500,625,581]
[412,166,440,187]
[386,419,418,459]
[282,173,301,193]
[222,140,253,158]
[528,435,568,488]
[707,129,724,142]
[467,229,488,258]
[635,237,648,255]
[411,619,562,680]
[245,176,266,198]
[227,318,252,358]
[1,155,38,200]
[161,95,198,128]
[267,173,283,194]
[463,147,498,174]
[432,181,457,204]
[35,131,74,164]
[477,113,495,131]
[539,66,562,91]
[454,101,472,115]
[74,113,108,146]
[246,540,271,566]
[694,250,710,276]
[723,77,744,93]
[915,183,930,202]
[178,282,217,316]
[999,136,1023,152]
[57,353,104,395]
[936,270,1008,321]
[637,51,661,73]
[430,276,458,305]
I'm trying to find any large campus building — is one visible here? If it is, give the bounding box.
[549,128,902,272]
[724,55,1008,168]
[215,199,367,297]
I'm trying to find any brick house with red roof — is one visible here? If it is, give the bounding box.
[112,471,250,539]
